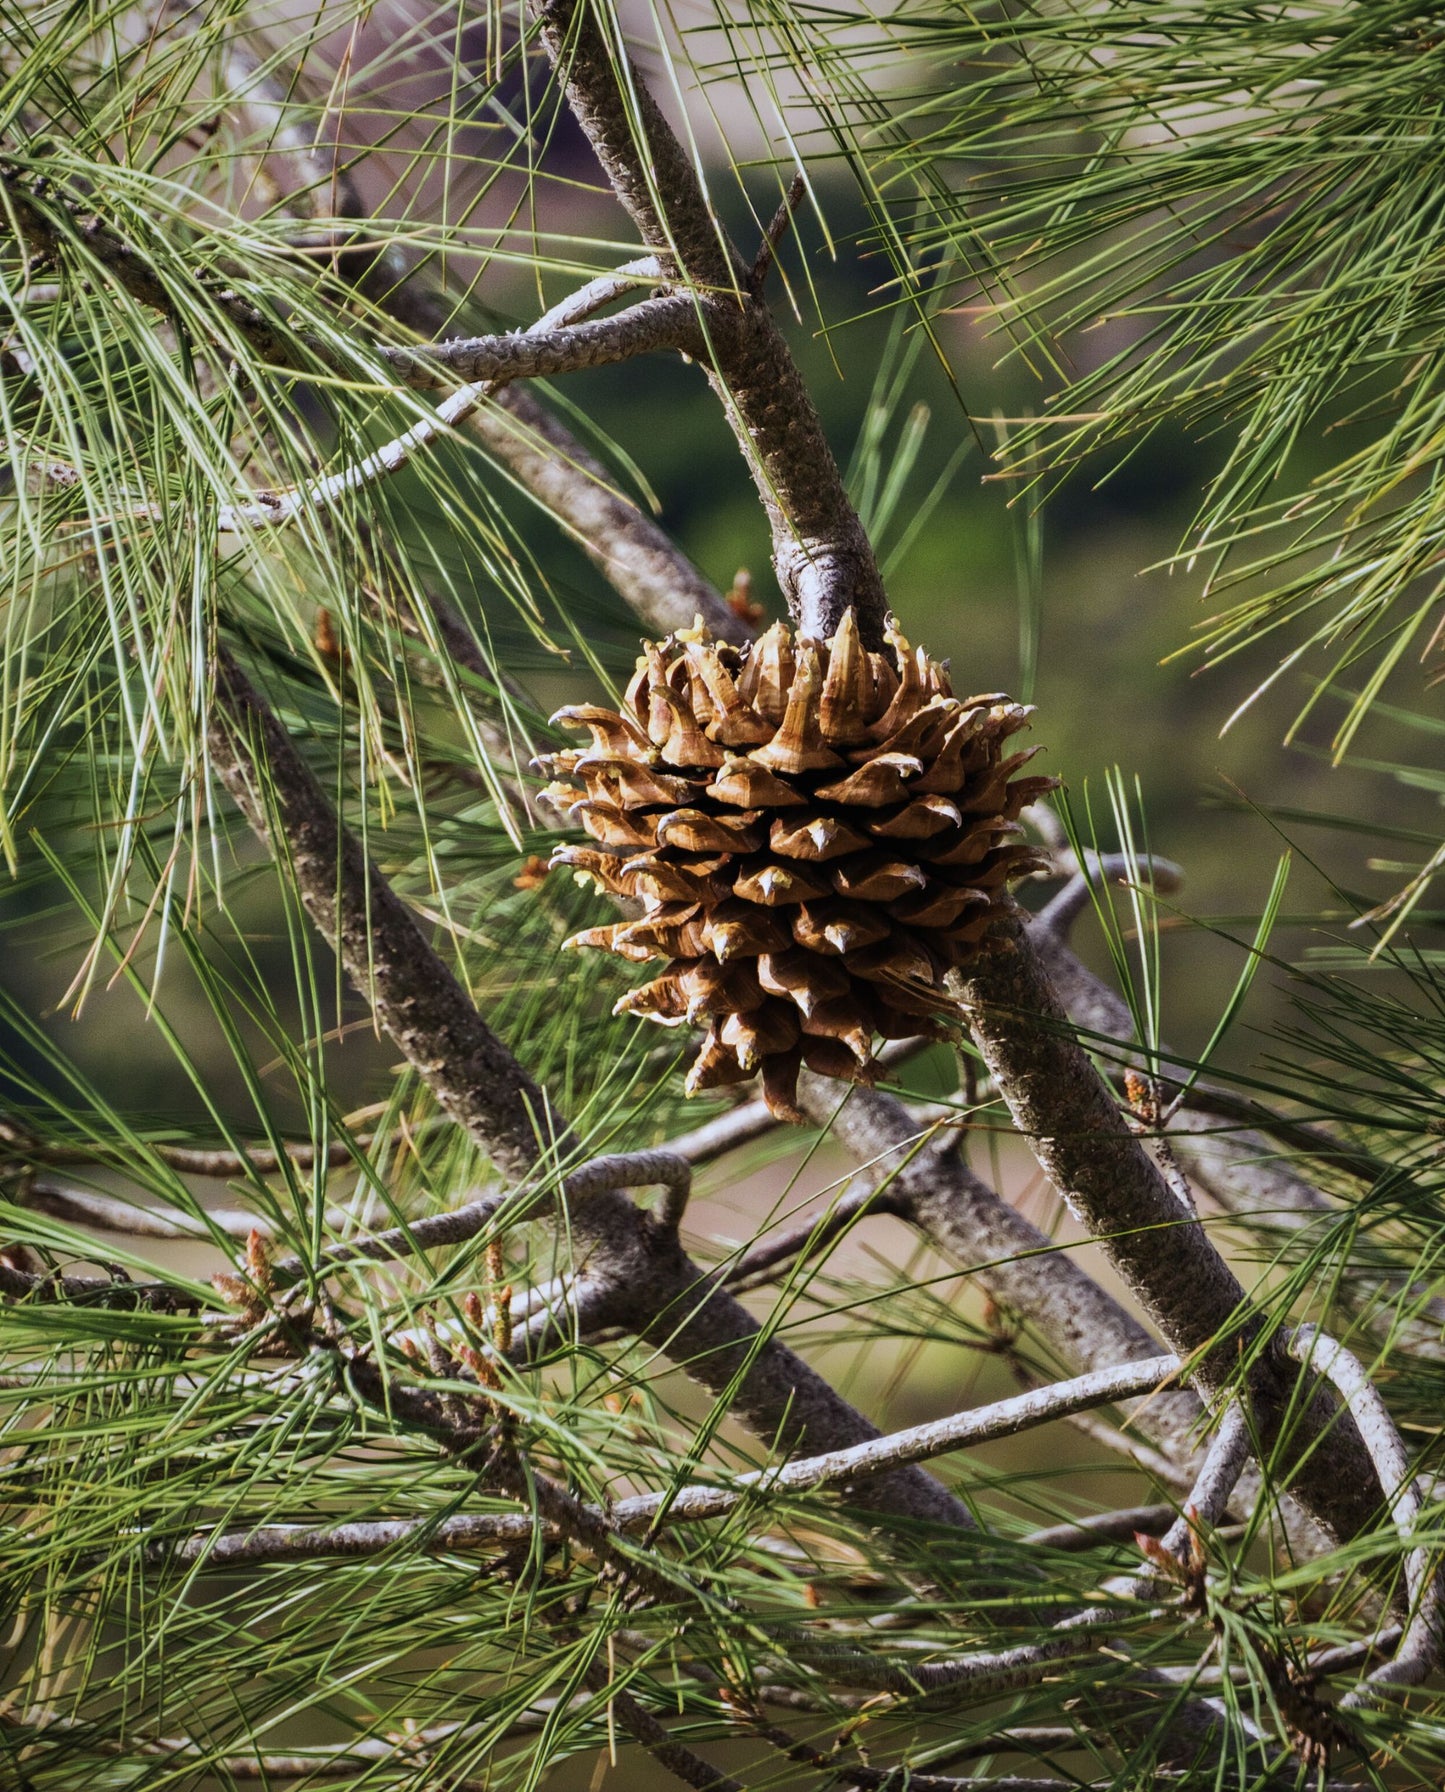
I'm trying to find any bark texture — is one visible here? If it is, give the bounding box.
[530,0,888,644]
[958,916,1388,1544]
[207,643,972,1529]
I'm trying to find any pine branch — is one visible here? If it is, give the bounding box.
[496,8,1268,1546]
[585,1671,742,1792]
[0,1261,201,1308]
[1024,1505,1178,1552]
[528,0,886,643]
[1288,1326,1444,1700]
[957,918,1387,1550]
[259,1153,679,1287]
[151,1355,1181,1568]
[1028,912,1445,1352]
[803,1079,1207,1463]
[498,7,1399,1574]
[204,12,746,648]
[208,643,558,1181]
[22,1180,368,1242]
[4,8,1442,1786]
[205,641,972,1530]
[212,280,689,534]
[722,1176,899,1295]
[374,296,699,389]
[0,168,698,390]
[629,1353,1182,1523]
[370,266,744,644]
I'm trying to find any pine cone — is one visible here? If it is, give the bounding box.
[539,610,1055,1121]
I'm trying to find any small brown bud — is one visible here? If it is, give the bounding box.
[725,568,765,627]
[513,854,551,891]
[314,606,346,664]
[245,1229,273,1296]
[1124,1068,1157,1122]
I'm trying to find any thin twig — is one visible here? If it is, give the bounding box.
[24,1181,274,1242]
[261,1150,687,1288]
[1287,1325,1444,1700]
[5,1130,364,1177]
[1165,1402,1252,1539]
[158,1355,1181,1567]
[586,1664,743,1792]
[216,267,675,533]
[0,171,694,394]
[1106,1402,1252,1602]
[620,1354,1182,1523]
[749,173,807,293]
[531,258,663,330]
[263,1150,685,1298]
[0,1261,201,1309]
[1024,1504,1178,1552]
[1035,850,1184,935]
[667,1097,777,1166]
[723,1177,899,1294]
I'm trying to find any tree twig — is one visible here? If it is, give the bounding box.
[1108,1402,1252,1602]
[1288,1325,1444,1700]
[1166,1401,1252,1537]
[216,24,747,651]
[5,1128,366,1177]
[0,1260,202,1309]
[0,171,696,391]
[364,247,742,642]
[260,1150,685,1288]
[158,1354,1181,1567]
[216,275,682,533]
[21,1179,369,1243]
[750,174,808,293]
[1024,1504,1178,1552]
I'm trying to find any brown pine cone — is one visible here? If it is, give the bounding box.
[538,609,1056,1121]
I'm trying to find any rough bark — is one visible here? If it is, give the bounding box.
[529,0,888,644]
[206,642,971,1529]
[958,916,1387,1545]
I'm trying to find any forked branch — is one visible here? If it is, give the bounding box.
[528,0,887,643]
[956,919,1386,1550]
[205,643,971,1529]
